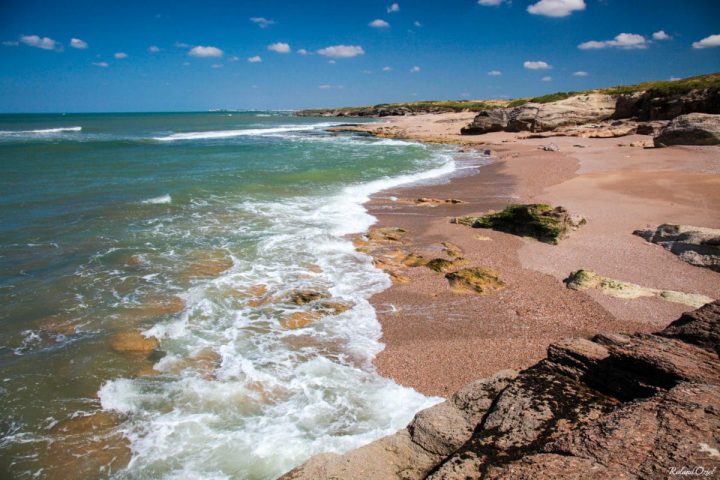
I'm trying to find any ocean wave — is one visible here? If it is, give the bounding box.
[153,123,339,141]
[141,194,172,205]
[0,126,82,135]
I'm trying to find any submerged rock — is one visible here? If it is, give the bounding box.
[634,224,720,272]
[565,269,713,308]
[282,301,720,480]
[110,331,159,354]
[452,204,586,245]
[654,112,720,146]
[445,267,506,294]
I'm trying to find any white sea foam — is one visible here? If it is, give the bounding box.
[142,194,172,205]
[98,137,456,478]
[153,123,339,141]
[0,126,82,135]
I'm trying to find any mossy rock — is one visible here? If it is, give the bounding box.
[453,204,585,244]
[402,253,428,267]
[445,267,506,294]
[426,257,468,273]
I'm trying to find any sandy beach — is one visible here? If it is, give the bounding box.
[346,114,720,397]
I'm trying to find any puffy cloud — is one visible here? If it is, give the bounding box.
[70,38,88,49]
[211,63,223,68]
[692,34,720,49]
[175,41,191,49]
[114,52,127,59]
[527,0,585,17]
[652,30,671,41]
[410,65,421,73]
[188,45,223,57]
[382,66,392,72]
[478,0,505,5]
[573,70,589,76]
[317,45,365,58]
[369,19,390,28]
[523,60,551,70]
[414,21,422,27]
[250,17,275,28]
[578,33,648,50]
[229,56,240,61]
[20,34,59,50]
[297,48,308,55]
[92,61,108,67]
[148,45,161,53]
[487,70,502,76]
[248,55,262,63]
[541,76,552,81]
[267,42,291,53]
[387,3,400,13]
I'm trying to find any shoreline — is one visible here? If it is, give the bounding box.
[351,114,720,397]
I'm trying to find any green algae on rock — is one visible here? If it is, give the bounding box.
[565,269,714,308]
[426,257,468,273]
[445,267,506,294]
[452,204,586,244]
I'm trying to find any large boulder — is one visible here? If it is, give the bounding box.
[633,224,720,272]
[460,108,510,134]
[614,88,720,121]
[654,113,720,146]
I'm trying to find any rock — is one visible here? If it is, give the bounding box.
[542,143,559,152]
[110,331,159,354]
[283,301,720,480]
[441,241,463,258]
[460,109,510,134]
[633,224,720,272]
[402,253,428,267]
[367,227,408,244]
[629,140,653,148]
[654,113,720,146]
[179,251,233,280]
[415,198,466,207]
[445,267,505,294]
[452,204,586,245]
[288,289,330,305]
[614,87,720,121]
[426,257,468,273]
[565,269,714,308]
[282,311,323,329]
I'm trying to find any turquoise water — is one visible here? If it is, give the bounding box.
[0,112,452,479]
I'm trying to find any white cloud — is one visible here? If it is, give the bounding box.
[573,70,589,76]
[487,70,502,76]
[414,21,422,27]
[578,33,648,50]
[211,63,223,68]
[328,59,336,64]
[319,84,344,89]
[369,19,390,28]
[92,61,108,67]
[148,45,161,53]
[652,30,671,41]
[478,0,506,5]
[382,66,392,71]
[114,52,127,59]
[410,65,421,73]
[692,34,720,49]
[267,42,291,53]
[250,17,275,28]
[175,41,191,49]
[527,0,585,17]
[524,60,551,70]
[248,55,262,63]
[387,3,400,13]
[20,35,59,50]
[188,45,223,57]
[70,38,88,49]
[229,55,240,61]
[297,48,308,55]
[2,40,19,46]
[541,76,552,81]
[317,45,365,58]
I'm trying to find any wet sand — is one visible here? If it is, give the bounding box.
[354,116,720,397]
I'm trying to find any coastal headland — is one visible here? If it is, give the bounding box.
[284,74,720,478]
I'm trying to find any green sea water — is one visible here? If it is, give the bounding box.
[0,112,458,479]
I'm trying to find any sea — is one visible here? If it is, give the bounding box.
[0,111,461,479]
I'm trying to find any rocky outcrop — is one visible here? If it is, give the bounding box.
[462,94,616,134]
[653,113,720,146]
[452,204,586,245]
[634,224,720,271]
[614,88,720,121]
[281,301,720,479]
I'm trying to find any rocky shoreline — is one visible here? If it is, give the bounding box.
[281,77,720,478]
[282,301,720,479]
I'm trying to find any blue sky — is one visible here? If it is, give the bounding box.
[1,0,719,112]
